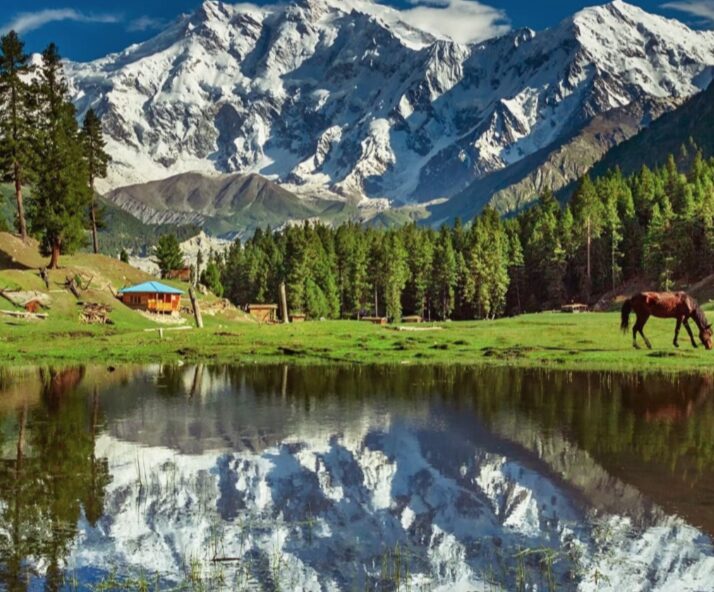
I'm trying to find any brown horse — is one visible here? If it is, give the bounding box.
[621,291,713,350]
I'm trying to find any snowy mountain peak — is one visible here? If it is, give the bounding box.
[67,1,714,219]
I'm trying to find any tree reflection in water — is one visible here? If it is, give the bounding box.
[0,367,110,591]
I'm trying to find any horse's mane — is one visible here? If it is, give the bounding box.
[694,302,711,330]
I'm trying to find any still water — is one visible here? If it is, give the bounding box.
[0,364,713,591]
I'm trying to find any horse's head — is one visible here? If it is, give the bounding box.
[700,324,713,350]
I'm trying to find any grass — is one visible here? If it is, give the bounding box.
[2,309,714,373]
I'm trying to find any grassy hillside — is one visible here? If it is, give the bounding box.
[0,232,248,334]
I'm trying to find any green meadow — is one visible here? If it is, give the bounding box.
[2,310,713,373]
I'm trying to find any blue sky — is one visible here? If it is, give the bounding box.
[2,0,713,61]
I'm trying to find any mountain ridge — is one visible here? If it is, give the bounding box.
[589,78,714,178]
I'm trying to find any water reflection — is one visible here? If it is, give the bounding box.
[0,365,713,590]
[0,367,110,591]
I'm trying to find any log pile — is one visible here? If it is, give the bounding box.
[79,302,113,324]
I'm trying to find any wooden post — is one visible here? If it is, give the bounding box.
[279,282,289,324]
[189,286,204,328]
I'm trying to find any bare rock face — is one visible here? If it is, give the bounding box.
[67,0,714,220]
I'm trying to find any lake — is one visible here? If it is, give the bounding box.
[0,364,713,591]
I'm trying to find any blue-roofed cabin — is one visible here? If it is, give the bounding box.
[117,281,184,315]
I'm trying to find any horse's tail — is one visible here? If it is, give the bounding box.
[620,299,632,333]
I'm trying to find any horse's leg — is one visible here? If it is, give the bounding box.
[684,319,698,348]
[639,315,653,349]
[674,318,682,348]
[632,319,640,349]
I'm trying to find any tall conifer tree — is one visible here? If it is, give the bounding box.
[29,44,91,268]
[0,31,34,240]
[80,109,110,254]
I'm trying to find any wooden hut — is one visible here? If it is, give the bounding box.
[248,304,278,323]
[118,281,184,315]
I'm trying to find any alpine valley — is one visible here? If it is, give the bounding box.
[65,0,714,236]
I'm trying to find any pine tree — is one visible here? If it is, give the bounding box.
[504,219,525,315]
[0,31,35,240]
[80,109,110,254]
[283,225,309,313]
[431,226,457,320]
[464,207,510,319]
[644,201,675,289]
[402,223,434,319]
[200,258,224,297]
[311,224,340,318]
[528,192,566,307]
[28,44,91,268]
[603,193,623,291]
[382,232,409,322]
[154,234,184,278]
[571,175,603,301]
[335,223,370,317]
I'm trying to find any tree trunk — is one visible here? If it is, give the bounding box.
[14,162,27,241]
[90,197,99,254]
[279,282,289,324]
[611,239,616,292]
[586,216,591,283]
[189,286,204,328]
[48,242,60,269]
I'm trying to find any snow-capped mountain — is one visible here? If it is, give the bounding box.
[67,0,714,218]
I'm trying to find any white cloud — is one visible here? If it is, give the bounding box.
[662,0,714,23]
[0,8,120,35]
[127,16,166,33]
[397,0,510,44]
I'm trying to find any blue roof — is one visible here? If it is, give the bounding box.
[118,281,184,295]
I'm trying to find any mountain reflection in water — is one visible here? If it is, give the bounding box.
[0,364,713,591]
